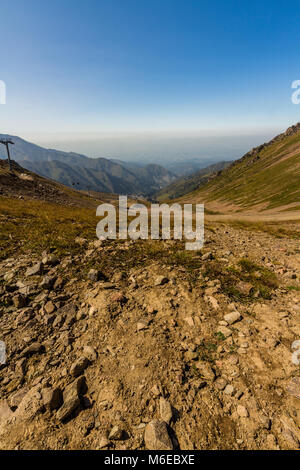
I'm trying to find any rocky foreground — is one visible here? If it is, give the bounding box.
[0,223,299,450]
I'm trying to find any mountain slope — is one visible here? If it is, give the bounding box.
[155,161,232,201]
[178,123,300,212]
[0,134,176,196]
[0,159,105,208]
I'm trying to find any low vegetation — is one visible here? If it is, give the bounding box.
[0,197,97,260]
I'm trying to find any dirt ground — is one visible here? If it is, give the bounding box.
[0,220,299,450]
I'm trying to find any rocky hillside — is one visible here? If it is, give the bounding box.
[0,186,299,449]
[177,123,300,213]
[0,159,103,208]
[0,134,176,197]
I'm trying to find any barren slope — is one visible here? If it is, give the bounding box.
[177,123,300,214]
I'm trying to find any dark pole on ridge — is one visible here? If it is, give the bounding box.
[0,139,14,171]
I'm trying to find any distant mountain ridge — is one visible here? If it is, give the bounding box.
[0,134,176,196]
[155,160,232,201]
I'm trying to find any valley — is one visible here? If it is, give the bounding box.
[0,122,299,450]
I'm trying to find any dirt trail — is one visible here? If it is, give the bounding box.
[207,211,300,223]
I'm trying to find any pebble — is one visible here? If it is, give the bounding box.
[109,425,124,440]
[83,346,97,362]
[25,263,42,277]
[41,387,63,411]
[215,378,227,390]
[216,326,232,338]
[224,311,241,325]
[144,420,173,450]
[159,397,173,424]
[70,356,89,377]
[237,405,249,418]
[154,276,169,286]
[224,384,235,396]
[87,269,100,282]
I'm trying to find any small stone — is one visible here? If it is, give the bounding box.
[14,386,43,421]
[195,362,215,381]
[83,345,97,362]
[185,350,198,361]
[98,436,110,449]
[40,276,56,289]
[99,282,116,290]
[70,356,89,377]
[147,306,157,314]
[42,254,59,266]
[154,276,169,286]
[56,396,80,422]
[260,415,271,429]
[206,296,219,310]
[184,316,194,327]
[236,281,254,296]
[13,294,27,308]
[151,384,162,397]
[144,420,173,450]
[238,348,247,354]
[224,384,235,396]
[159,397,173,424]
[58,331,73,347]
[21,342,44,357]
[53,276,64,289]
[216,326,232,338]
[0,400,13,424]
[44,301,55,314]
[4,272,14,282]
[137,320,149,331]
[41,387,63,411]
[286,377,300,399]
[67,376,88,397]
[110,292,127,303]
[229,355,239,365]
[109,425,124,440]
[88,306,96,317]
[224,311,241,325]
[265,434,277,449]
[56,377,86,422]
[25,263,42,277]
[237,405,249,418]
[87,269,101,282]
[215,377,227,390]
[202,252,213,260]
[93,240,103,249]
[9,388,29,408]
[75,237,87,245]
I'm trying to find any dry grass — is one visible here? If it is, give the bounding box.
[203,257,279,301]
[0,196,97,260]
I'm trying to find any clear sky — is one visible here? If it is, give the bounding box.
[1,0,300,161]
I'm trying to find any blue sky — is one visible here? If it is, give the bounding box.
[1,0,300,160]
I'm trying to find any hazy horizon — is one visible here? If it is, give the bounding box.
[12,129,278,165]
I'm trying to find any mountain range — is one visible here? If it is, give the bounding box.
[0,135,177,197]
[2,123,299,212]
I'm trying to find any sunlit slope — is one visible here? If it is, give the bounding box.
[178,124,300,212]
